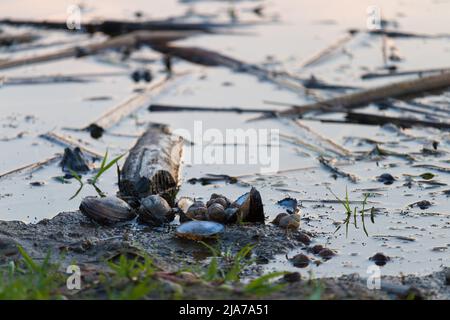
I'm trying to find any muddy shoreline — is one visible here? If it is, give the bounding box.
[1,210,448,299]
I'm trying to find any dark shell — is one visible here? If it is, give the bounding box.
[207,197,228,208]
[277,197,299,214]
[206,203,226,223]
[309,245,324,255]
[80,196,136,225]
[186,203,208,220]
[224,207,238,224]
[176,221,225,240]
[138,195,174,226]
[233,187,264,223]
[294,232,311,245]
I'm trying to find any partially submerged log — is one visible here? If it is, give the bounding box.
[119,123,184,205]
[361,67,450,80]
[0,30,194,71]
[262,71,450,119]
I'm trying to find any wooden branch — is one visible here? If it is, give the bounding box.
[0,30,194,71]
[267,71,450,119]
[119,123,184,205]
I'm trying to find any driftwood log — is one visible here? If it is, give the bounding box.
[0,32,37,46]
[263,71,450,119]
[119,123,183,206]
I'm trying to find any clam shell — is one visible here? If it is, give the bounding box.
[138,195,174,226]
[80,196,136,225]
[176,221,225,240]
[206,203,226,223]
[186,203,208,220]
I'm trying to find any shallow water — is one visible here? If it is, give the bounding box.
[0,0,449,278]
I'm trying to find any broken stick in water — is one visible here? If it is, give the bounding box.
[254,71,450,120]
[119,123,184,205]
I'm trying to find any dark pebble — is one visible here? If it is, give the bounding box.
[294,232,311,245]
[377,173,396,185]
[310,244,324,255]
[283,272,301,283]
[318,248,335,260]
[291,254,310,268]
[370,252,390,266]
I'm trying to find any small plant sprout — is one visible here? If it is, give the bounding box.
[328,187,375,237]
[68,149,124,200]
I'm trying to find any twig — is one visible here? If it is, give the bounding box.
[39,131,103,158]
[0,155,61,180]
[294,120,351,157]
[318,156,359,183]
[361,67,450,80]
[298,31,357,69]
[149,103,275,114]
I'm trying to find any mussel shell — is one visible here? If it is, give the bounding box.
[277,197,299,214]
[206,203,226,223]
[138,195,174,226]
[80,196,136,225]
[186,203,208,221]
[232,187,264,223]
[176,221,225,240]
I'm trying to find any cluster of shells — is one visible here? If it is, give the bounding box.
[79,187,265,240]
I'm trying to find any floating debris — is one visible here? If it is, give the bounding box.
[408,200,432,210]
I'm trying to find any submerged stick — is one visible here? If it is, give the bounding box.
[149,103,274,114]
[0,30,193,71]
[39,132,103,158]
[119,123,184,205]
[318,156,358,183]
[342,112,450,130]
[0,155,61,180]
[298,31,357,69]
[261,71,450,119]
[361,67,450,80]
